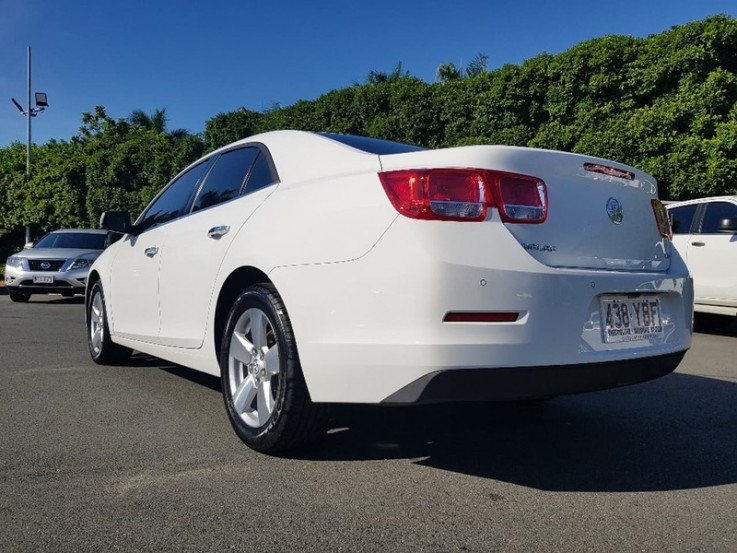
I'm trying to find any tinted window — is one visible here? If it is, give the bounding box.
[242,152,277,195]
[35,232,107,249]
[318,132,425,154]
[139,161,210,230]
[193,148,259,212]
[700,201,737,233]
[669,204,698,234]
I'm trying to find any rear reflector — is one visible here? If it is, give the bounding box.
[379,168,547,223]
[443,312,519,323]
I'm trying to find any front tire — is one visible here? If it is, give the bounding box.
[87,281,132,364]
[8,291,30,303]
[220,284,326,454]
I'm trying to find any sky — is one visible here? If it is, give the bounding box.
[1,0,736,147]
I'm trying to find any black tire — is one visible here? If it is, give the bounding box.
[8,291,31,303]
[87,281,132,364]
[220,284,327,454]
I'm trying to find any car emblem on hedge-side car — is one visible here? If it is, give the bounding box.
[606,198,623,225]
[41,261,51,270]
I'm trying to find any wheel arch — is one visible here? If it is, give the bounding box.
[85,269,102,321]
[213,266,273,361]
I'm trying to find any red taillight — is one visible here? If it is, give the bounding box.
[496,175,548,224]
[443,312,519,323]
[651,199,672,239]
[379,169,489,221]
[379,168,547,223]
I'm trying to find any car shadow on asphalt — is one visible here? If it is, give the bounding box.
[294,372,737,492]
[127,316,737,493]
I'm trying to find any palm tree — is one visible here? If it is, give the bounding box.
[436,62,463,82]
[128,108,168,132]
[366,62,410,84]
[465,53,489,78]
[127,108,189,138]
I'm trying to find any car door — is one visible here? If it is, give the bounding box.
[668,203,699,269]
[108,160,211,342]
[686,200,737,305]
[157,147,279,348]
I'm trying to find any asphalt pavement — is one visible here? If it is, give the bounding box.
[1,296,736,552]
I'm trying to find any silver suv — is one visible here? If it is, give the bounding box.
[4,229,111,303]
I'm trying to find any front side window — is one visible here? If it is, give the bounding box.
[138,161,211,231]
[192,148,259,213]
[669,204,698,234]
[699,201,737,233]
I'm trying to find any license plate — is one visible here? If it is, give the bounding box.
[33,275,54,284]
[600,295,663,343]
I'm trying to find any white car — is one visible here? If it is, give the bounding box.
[667,196,737,317]
[87,131,693,453]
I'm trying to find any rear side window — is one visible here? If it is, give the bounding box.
[669,205,698,234]
[242,152,277,195]
[193,148,260,212]
[138,161,211,231]
[699,201,737,233]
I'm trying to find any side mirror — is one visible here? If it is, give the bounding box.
[23,242,34,249]
[717,217,737,234]
[100,211,140,235]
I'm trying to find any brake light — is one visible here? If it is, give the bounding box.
[651,199,672,239]
[379,169,489,221]
[379,169,547,223]
[496,175,548,223]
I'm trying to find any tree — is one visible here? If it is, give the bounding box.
[436,62,463,82]
[365,62,410,84]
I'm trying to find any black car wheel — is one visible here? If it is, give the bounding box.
[87,281,132,364]
[220,284,326,453]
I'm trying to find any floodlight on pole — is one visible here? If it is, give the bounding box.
[10,47,49,176]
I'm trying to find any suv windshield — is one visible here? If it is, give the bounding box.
[34,232,107,250]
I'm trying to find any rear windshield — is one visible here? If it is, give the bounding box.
[34,232,107,250]
[318,133,425,155]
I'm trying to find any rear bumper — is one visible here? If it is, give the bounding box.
[382,350,686,404]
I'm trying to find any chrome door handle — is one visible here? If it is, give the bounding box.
[144,246,159,257]
[691,241,706,247]
[207,225,230,240]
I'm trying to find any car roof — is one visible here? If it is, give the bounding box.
[666,195,737,208]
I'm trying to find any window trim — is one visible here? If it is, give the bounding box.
[133,142,280,232]
[187,142,280,215]
[695,200,737,234]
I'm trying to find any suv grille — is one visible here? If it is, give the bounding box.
[28,259,65,271]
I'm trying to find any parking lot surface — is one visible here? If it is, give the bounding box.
[1,296,736,552]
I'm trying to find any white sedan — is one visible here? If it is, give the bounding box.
[87,131,693,453]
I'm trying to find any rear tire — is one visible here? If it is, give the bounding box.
[87,281,132,364]
[8,291,30,303]
[220,284,327,454]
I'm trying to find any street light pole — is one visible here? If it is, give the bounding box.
[10,46,48,244]
[26,45,31,175]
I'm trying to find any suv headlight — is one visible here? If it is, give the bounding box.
[69,258,94,270]
[6,256,23,269]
